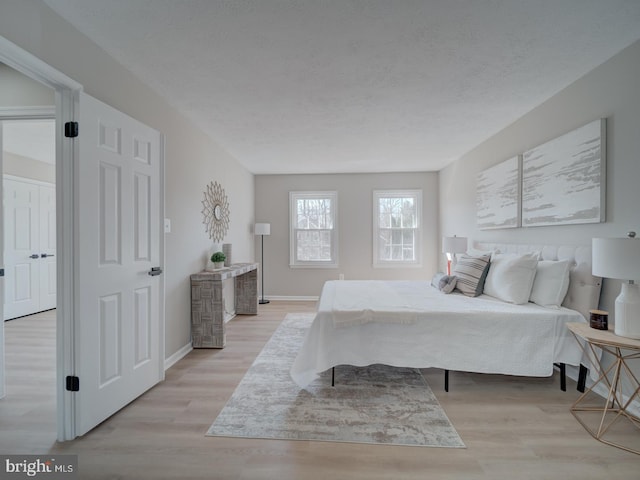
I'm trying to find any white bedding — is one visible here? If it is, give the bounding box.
[290,280,587,387]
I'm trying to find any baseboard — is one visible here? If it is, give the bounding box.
[263,295,319,302]
[565,364,640,417]
[164,342,192,371]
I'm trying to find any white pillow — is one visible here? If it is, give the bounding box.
[483,252,539,304]
[529,260,571,308]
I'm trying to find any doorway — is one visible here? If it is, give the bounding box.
[0,36,166,441]
[3,119,57,321]
[0,63,58,443]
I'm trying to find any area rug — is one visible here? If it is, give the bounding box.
[206,313,464,447]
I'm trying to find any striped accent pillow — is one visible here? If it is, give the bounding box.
[452,254,491,297]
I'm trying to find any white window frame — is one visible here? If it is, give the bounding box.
[289,191,339,268]
[373,189,422,268]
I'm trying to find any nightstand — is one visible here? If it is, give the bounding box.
[567,322,640,455]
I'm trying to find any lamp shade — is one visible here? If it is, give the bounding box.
[255,223,271,236]
[592,237,640,280]
[442,236,468,254]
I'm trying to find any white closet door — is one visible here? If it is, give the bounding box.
[3,178,40,320]
[38,184,56,310]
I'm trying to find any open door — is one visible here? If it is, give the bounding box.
[75,92,164,436]
[0,121,4,400]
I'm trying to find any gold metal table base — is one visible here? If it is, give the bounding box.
[569,327,640,455]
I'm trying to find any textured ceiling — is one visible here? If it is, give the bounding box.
[43,0,640,174]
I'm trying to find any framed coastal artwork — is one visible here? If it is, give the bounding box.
[522,119,606,227]
[476,155,521,230]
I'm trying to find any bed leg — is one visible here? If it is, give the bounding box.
[559,363,566,391]
[444,369,449,392]
[577,364,587,393]
[332,367,335,387]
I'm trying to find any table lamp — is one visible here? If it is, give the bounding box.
[442,235,468,275]
[592,232,640,339]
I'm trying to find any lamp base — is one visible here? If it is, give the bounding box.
[614,283,640,339]
[259,299,270,305]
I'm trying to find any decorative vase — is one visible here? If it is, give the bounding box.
[213,262,224,269]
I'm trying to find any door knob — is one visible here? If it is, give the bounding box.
[41,253,55,258]
[148,267,163,276]
[29,254,40,259]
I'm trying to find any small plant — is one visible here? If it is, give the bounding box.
[211,251,226,263]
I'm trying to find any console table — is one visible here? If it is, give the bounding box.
[190,263,258,348]
[567,322,640,455]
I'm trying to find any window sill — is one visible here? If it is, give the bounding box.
[289,264,339,269]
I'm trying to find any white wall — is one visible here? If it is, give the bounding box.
[255,172,438,298]
[0,64,56,183]
[0,0,255,359]
[3,152,55,184]
[0,62,54,106]
[439,39,640,405]
[440,38,640,314]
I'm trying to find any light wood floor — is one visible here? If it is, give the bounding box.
[1,302,638,479]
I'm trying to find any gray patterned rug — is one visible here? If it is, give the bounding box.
[206,313,465,447]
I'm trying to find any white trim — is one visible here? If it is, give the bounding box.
[0,106,55,119]
[289,191,339,268]
[3,174,55,187]
[0,37,82,92]
[158,134,166,381]
[0,34,81,442]
[372,189,423,268]
[57,87,79,442]
[164,342,193,371]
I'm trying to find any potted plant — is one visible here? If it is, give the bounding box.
[211,251,226,269]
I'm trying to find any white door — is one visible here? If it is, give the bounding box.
[0,123,4,399]
[38,184,56,310]
[76,92,164,436]
[3,178,40,320]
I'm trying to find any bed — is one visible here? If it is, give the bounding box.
[290,243,602,389]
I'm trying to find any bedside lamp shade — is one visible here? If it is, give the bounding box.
[442,236,468,275]
[592,233,640,339]
[442,236,468,255]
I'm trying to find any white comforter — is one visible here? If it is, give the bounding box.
[290,280,586,387]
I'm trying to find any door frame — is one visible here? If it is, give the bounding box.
[1,36,166,441]
[1,35,83,441]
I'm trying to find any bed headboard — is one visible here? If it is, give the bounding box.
[475,242,602,321]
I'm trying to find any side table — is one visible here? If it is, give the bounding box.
[567,322,640,455]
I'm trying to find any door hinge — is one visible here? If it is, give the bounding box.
[0,268,4,277]
[66,375,80,392]
[64,121,79,138]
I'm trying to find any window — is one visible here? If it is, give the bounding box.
[373,190,422,267]
[289,191,338,268]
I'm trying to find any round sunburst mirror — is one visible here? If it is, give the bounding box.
[202,181,230,242]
